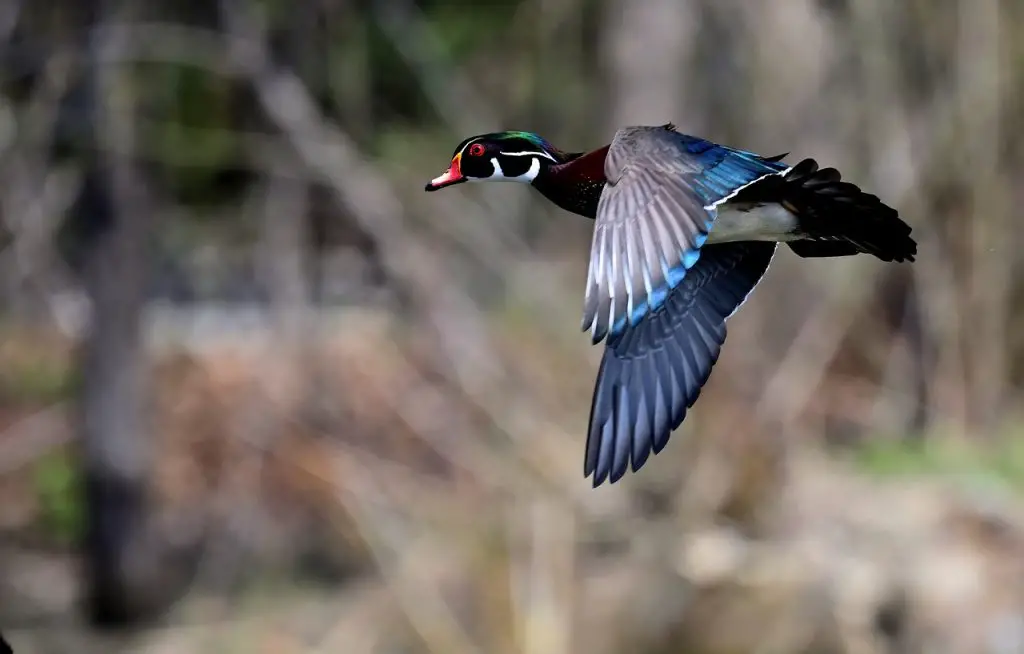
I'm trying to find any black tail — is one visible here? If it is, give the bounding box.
[737,158,917,262]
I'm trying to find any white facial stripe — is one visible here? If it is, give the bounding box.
[502,150,558,162]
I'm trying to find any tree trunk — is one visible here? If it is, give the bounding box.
[601,0,696,131]
[76,0,158,626]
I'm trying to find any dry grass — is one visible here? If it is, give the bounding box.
[1,0,1024,652]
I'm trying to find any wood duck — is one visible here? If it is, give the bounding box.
[425,124,916,487]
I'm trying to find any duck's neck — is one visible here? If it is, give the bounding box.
[531,145,610,219]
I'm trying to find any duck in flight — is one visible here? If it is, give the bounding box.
[425,124,916,487]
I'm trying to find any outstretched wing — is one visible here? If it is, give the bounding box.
[582,125,787,343]
[585,241,777,487]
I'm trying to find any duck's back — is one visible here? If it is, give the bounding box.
[604,125,789,208]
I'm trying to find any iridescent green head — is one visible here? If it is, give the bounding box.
[424,131,568,192]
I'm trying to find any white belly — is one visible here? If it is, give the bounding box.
[706,203,800,244]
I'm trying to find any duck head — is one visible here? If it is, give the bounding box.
[424,131,569,192]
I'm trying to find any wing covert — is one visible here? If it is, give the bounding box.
[582,126,786,343]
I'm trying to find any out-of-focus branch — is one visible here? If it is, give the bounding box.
[754,267,886,428]
[957,0,1010,427]
[86,20,533,294]
[602,0,694,130]
[0,405,72,477]
[0,0,21,42]
[218,1,498,382]
[333,468,482,654]
[0,48,83,326]
[370,0,537,248]
[211,3,571,498]
[76,0,201,627]
[371,0,496,134]
[253,158,311,340]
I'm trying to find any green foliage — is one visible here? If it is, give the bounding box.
[853,432,1024,494]
[143,63,245,206]
[0,363,77,405]
[425,4,524,61]
[0,346,78,405]
[32,450,84,545]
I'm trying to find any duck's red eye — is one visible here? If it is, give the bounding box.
[468,143,486,157]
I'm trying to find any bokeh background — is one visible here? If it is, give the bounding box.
[1,0,1023,652]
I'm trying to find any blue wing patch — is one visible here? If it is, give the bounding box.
[610,138,785,334]
[676,135,790,207]
[585,128,789,344]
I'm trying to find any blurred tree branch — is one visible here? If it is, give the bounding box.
[0,47,81,325]
[0,2,1021,650]
[74,0,199,626]
[214,1,583,499]
[602,0,693,130]
[0,0,21,43]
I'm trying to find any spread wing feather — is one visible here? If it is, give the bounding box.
[582,126,787,344]
[585,242,778,486]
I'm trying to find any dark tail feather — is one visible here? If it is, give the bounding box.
[785,158,916,262]
[787,241,862,258]
[737,158,917,262]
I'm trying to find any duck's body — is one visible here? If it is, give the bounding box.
[426,124,916,487]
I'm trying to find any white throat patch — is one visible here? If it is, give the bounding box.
[488,156,542,183]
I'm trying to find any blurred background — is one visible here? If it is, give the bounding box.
[1,0,1023,652]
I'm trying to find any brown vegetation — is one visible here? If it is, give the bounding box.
[1,0,1023,652]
